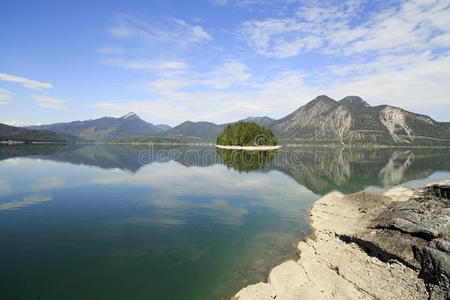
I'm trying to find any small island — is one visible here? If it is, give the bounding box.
[215,122,281,150]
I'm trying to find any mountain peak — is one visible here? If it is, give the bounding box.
[155,124,172,132]
[121,112,140,120]
[313,95,335,102]
[241,116,273,121]
[339,96,370,107]
[301,95,336,109]
[238,116,275,126]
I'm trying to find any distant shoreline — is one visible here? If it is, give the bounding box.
[215,145,281,150]
[1,141,449,149]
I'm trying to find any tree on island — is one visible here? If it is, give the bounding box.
[216,122,277,146]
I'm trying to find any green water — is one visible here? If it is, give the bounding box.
[0,145,449,300]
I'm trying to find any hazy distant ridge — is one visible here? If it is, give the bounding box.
[27,112,165,141]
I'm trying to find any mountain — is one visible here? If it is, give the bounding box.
[0,123,77,143]
[27,112,163,141]
[270,95,450,145]
[161,121,226,142]
[160,118,276,143]
[155,124,172,132]
[237,117,274,127]
[18,95,450,145]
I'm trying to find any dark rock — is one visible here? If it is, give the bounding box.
[414,241,450,300]
[372,181,450,300]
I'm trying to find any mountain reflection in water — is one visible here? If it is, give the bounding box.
[1,144,449,195]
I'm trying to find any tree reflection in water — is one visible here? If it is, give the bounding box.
[217,149,276,172]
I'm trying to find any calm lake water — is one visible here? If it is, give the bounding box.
[1,145,449,300]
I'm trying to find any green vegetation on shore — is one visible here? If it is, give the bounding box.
[0,123,77,143]
[216,122,277,146]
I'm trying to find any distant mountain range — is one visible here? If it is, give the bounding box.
[162,121,226,143]
[23,113,275,143]
[160,117,275,142]
[1,95,449,145]
[155,124,172,132]
[26,112,169,141]
[0,123,78,143]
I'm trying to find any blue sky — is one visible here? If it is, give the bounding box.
[1,0,449,126]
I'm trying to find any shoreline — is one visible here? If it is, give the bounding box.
[215,145,281,150]
[2,142,450,149]
[234,181,450,299]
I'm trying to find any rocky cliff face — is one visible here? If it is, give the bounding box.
[270,95,450,145]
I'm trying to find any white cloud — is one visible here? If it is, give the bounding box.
[0,73,53,90]
[90,0,450,124]
[89,50,450,125]
[90,100,210,125]
[108,14,212,47]
[142,60,251,96]
[326,51,433,76]
[323,53,450,109]
[0,195,52,211]
[0,180,12,196]
[430,33,450,47]
[32,95,66,109]
[89,69,314,125]
[201,61,251,88]
[0,87,13,103]
[101,58,188,71]
[33,176,65,191]
[240,0,450,58]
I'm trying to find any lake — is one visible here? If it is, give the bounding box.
[0,145,449,300]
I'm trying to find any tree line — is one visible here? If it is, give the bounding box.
[216,122,277,146]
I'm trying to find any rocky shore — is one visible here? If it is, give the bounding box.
[234,181,450,300]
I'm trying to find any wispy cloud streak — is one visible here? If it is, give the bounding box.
[32,95,66,109]
[0,73,53,90]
